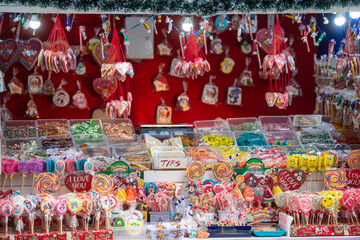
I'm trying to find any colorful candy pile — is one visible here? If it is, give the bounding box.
[299,132,333,144]
[180,136,203,147]
[70,120,102,135]
[253,147,287,168]
[4,125,36,138]
[235,132,267,146]
[37,121,70,136]
[203,134,234,147]
[102,121,134,135]
[230,122,259,131]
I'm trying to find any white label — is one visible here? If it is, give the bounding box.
[155,157,188,169]
[0,71,4,92]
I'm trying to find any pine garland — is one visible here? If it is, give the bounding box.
[0,0,359,15]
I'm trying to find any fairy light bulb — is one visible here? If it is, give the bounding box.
[29,14,41,29]
[350,12,360,19]
[334,13,345,26]
[182,16,193,32]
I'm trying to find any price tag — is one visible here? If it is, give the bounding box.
[155,157,188,169]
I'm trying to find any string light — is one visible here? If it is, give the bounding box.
[334,13,345,26]
[182,16,193,32]
[350,12,360,19]
[29,14,40,29]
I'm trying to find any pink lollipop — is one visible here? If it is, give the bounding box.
[0,198,14,235]
[84,161,95,174]
[5,159,18,191]
[55,199,68,233]
[341,192,356,209]
[65,159,76,173]
[213,184,225,194]
[300,197,312,225]
[55,161,65,178]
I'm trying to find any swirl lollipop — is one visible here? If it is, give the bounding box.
[212,160,233,182]
[186,161,205,182]
[347,150,360,168]
[324,169,346,191]
[0,198,14,235]
[36,173,60,194]
[300,197,312,225]
[82,198,93,231]
[91,174,113,194]
[55,199,68,233]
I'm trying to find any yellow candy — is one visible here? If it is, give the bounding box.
[323,154,334,169]
[116,189,127,202]
[307,155,318,172]
[318,156,325,172]
[286,156,298,169]
[299,156,308,171]
[272,186,283,196]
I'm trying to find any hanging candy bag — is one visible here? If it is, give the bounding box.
[153,63,169,91]
[1,95,12,121]
[53,79,70,107]
[210,37,223,55]
[220,47,235,74]
[43,71,55,95]
[169,50,183,78]
[75,54,86,76]
[72,80,88,109]
[239,57,254,87]
[156,98,172,124]
[157,29,173,56]
[227,78,242,106]
[28,68,43,94]
[176,81,190,111]
[201,76,218,105]
[240,38,252,55]
[25,94,39,118]
[8,67,23,95]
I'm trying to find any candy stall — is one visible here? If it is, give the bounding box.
[0,0,359,239]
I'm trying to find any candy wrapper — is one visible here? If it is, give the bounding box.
[53,79,70,107]
[25,94,39,118]
[210,37,223,54]
[176,81,190,111]
[43,71,55,95]
[156,99,172,124]
[202,76,218,105]
[157,29,172,56]
[27,68,43,94]
[240,38,252,55]
[239,57,254,87]
[153,63,169,92]
[220,47,235,74]
[8,67,23,95]
[75,55,86,76]
[72,80,88,109]
[1,95,12,121]
[227,78,242,106]
[169,50,183,78]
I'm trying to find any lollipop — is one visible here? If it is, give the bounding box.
[36,173,60,194]
[40,197,55,233]
[84,161,95,174]
[24,198,36,234]
[12,196,25,233]
[347,150,360,169]
[236,174,245,185]
[55,161,65,178]
[324,169,346,191]
[186,161,205,182]
[68,198,83,231]
[91,174,113,194]
[83,198,93,231]
[300,197,312,225]
[65,159,77,173]
[286,156,298,169]
[243,186,254,206]
[0,198,14,235]
[94,196,102,230]
[55,199,68,233]
[212,160,233,182]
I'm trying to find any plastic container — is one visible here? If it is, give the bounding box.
[281,145,318,155]
[252,227,286,237]
[258,116,292,132]
[39,135,73,149]
[234,131,268,146]
[100,118,135,135]
[227,117,261,131]
[298,129,333,145]
[121,153,151,169]
[112,226,146,240]
[142,133,183,150]
[151,146,184,158]
[149,212,170,223]
[107,134,141,146]
[252,146,287,168]
[3,120,37,138]
[72,134,107,147]
[292,115,321,129]
[113,145,147,156]
[185,146,221,167]
[36,119,70,136]
[194,119,230,132]
[207,225,252,238]
[147,223,186,240]
[219,146,252,168]
[69,119,103,135]
[330,130,360,145]
[202,131,236,147]
[80,146,111,157]
[4,137,38,150]
[264,131,301,146]
[171,132,204,147]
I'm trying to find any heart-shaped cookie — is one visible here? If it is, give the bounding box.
[265,92,277,107]
[18,38,43,71]
[92,78,117,100]
[275,92,289,109]
[0,39,20,72]
[256,27,285,54]
[278,169,306,191]
[92,43,116,66]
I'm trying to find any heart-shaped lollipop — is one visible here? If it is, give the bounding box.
[265,92,277,107]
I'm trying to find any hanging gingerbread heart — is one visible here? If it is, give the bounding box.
[0,39,20,72]
[275,92,289,109]
[92,78,117,100]
[18,38,43,71]
[92,43,116,66]
[265,92,277,107]
[256,27,285,54]
[73,80,88,109]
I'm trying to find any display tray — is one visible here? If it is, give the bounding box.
[207,225,252,238]
[252,227,286,237]
[291,224,360,237]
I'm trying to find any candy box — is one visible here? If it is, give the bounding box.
[81,146,112,157]
[281,145,318,155]
[234,131,268,147]
[107,134,141,146]
[39,134,73,149]
[36,119,70,136]
[149,212,171,223]
[112,226,146,239]
[69,119,103,135]
[298,129,333,145]
[185,146,221,163]
[227,117,261,131]
[292,114,321,129]
[194,119,230,132]
[171,131,204,147]
[147,222,186,240]
[72,134,107,147]
[219,146,251,168]
[258,116,292,132]
[4,137,38,151]
[330,129,360,145]
[3,120,37,139]
[207,225,251,238]
[264,131,301,146]
[202,131,236,147]
[100,118,135,135]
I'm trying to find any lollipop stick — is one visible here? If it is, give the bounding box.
[2,175,7,190]
[60,219,62,233]
[5,218,8,235]
[10,175,13,190]
[21,174,25,195]
[31,174,36,194]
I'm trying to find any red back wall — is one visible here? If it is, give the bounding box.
[0,14,316,127]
